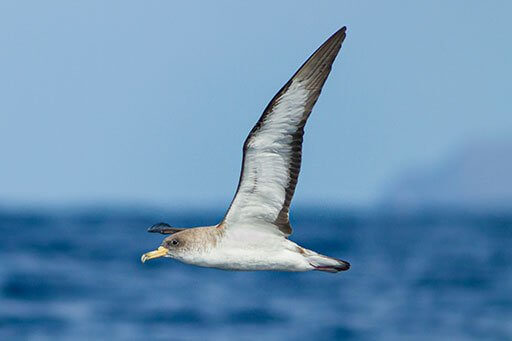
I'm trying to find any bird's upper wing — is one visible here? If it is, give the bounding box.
[221,27,346,236]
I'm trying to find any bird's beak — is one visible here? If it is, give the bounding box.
[141,246,169,263]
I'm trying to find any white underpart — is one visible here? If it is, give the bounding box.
[223,80,309,235]
[168,81,331,272]
[175,228,315,271]
[144,28,348,272]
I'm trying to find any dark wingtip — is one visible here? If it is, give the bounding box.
[147,222,171,233]
[147,222,186,235]
[333,26,347,39]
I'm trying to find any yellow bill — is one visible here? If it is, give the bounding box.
[141,246,169,263]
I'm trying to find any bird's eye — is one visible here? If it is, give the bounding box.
[171,240,179,246]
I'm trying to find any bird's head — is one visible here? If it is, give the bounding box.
[140,222,188,263]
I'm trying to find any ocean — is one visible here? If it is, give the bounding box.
[1,207,511,340]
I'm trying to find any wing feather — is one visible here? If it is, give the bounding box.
[222,27,347,236]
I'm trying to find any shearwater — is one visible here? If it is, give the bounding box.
[142,27,350,273]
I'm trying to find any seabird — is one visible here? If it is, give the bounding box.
[141,27,349,273]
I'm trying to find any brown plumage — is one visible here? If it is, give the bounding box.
[142,27,350,273]
[223,27,346,235]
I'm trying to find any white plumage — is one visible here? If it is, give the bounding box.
[141,27,351,273]
[223,80,309,233]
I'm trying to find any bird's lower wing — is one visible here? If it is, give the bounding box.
[221,27,346,236]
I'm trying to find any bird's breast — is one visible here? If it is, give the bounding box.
[176,237,311,271]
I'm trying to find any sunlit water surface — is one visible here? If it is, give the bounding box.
[1,208,511,340]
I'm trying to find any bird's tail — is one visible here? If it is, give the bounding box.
[305,252,350,273]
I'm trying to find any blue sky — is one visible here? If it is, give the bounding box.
[1,1,511,209]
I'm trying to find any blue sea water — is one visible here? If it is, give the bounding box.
[0,207,511,340]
